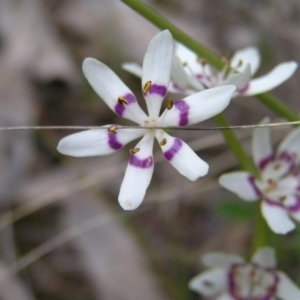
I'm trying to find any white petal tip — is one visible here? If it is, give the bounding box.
[119,199,141,211]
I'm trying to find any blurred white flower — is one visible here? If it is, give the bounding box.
[189,247,300,300]
[219,119,300,234]
[57,30,236,210]
[123,43,297,97]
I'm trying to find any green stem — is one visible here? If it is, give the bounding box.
[213,114,258,176]
[121,0,299,122]
[256,93,299,122]
[252,203,270,253]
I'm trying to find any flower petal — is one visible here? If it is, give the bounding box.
[118,134,154,210]
[231,46,261,75]
[242,61,298,96]
[175,43,203,75]
[122,62,143,78]
[142,30,173,118]
[171,55,191,89]
[201,252,244,269]
[57,126,144,157]
[222,64,251,90]
[277,271,300,300]
[156,131,208,181]
[252,117,273,170]
[219,172,260,201]
[82,58,147,124]
[277,126,300,165]
[216,293,234,300]
[189,269,227,297]
[261,200,295,234]
[162,85,236,126]
[251,247,276,269]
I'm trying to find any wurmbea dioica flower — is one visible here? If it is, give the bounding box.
[219,120,300,234]
[189,247,300,300]
[123,43,297,96]
[57,30,236,210]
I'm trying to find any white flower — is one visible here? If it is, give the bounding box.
[57,30,236,210]
[189,247,300,300]
[219,119,300,234]
[123,43,297,97]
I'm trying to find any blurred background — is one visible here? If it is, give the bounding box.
[0,0,299,299]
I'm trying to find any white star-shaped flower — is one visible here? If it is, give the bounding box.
[219,119,300,234]
[189,247,300,300]
[123,43,297,97]
[57,30,236,210]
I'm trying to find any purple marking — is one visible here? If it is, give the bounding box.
[277,151,296,173]
[148,84,167,97]
[129,155,153,169]
[238,83,250,94]
[264,198,284,208]
[228,263,279,300]
[114,93,137,117]
[288,196,300,213]
[164,138,182,161]
[247,175,261,197]
[107,128,122,150]
[174,100,189,126]
[258,154,274,171]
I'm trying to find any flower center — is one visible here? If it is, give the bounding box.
[228,263,279,300]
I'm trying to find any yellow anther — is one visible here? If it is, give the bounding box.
[201,59,208,66]
[293,152,298,160]
[109,125,117,135]
[274,163,281,170]
[159,138,167,146]
[118,96,128,105]
[238,59,243,67]
[166,98,173,110]
[143,81,152,94]
[265,178,277,193]
[280,196,287,202]
[129,147,140,155]
[182,61,188,66]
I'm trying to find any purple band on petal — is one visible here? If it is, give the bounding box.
[129,155,153,169]
[107,129,123,150]
[258,154,274,170]
[238,83,250,94]
[248,175,261,197]
[264,198,284,208]
[288,196,300,213]
[174,100,189,126]
[164,138,182,161]
[278,151,296,171]
[149,84,167,97]
[114,93,137,116]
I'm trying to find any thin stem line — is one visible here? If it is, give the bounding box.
[0,121,299,131]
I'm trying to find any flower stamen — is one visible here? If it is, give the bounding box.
[118,96,128,105]
[166,98,174,110]
[129,147,140,155]
[159,138,167,146]
[109,126,117,135]
[143,81,152,94]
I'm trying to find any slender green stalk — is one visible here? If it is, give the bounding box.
[213,114,258,176]
[121,0,299,122]
[252,203,270,252]
[256,93,299,122]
